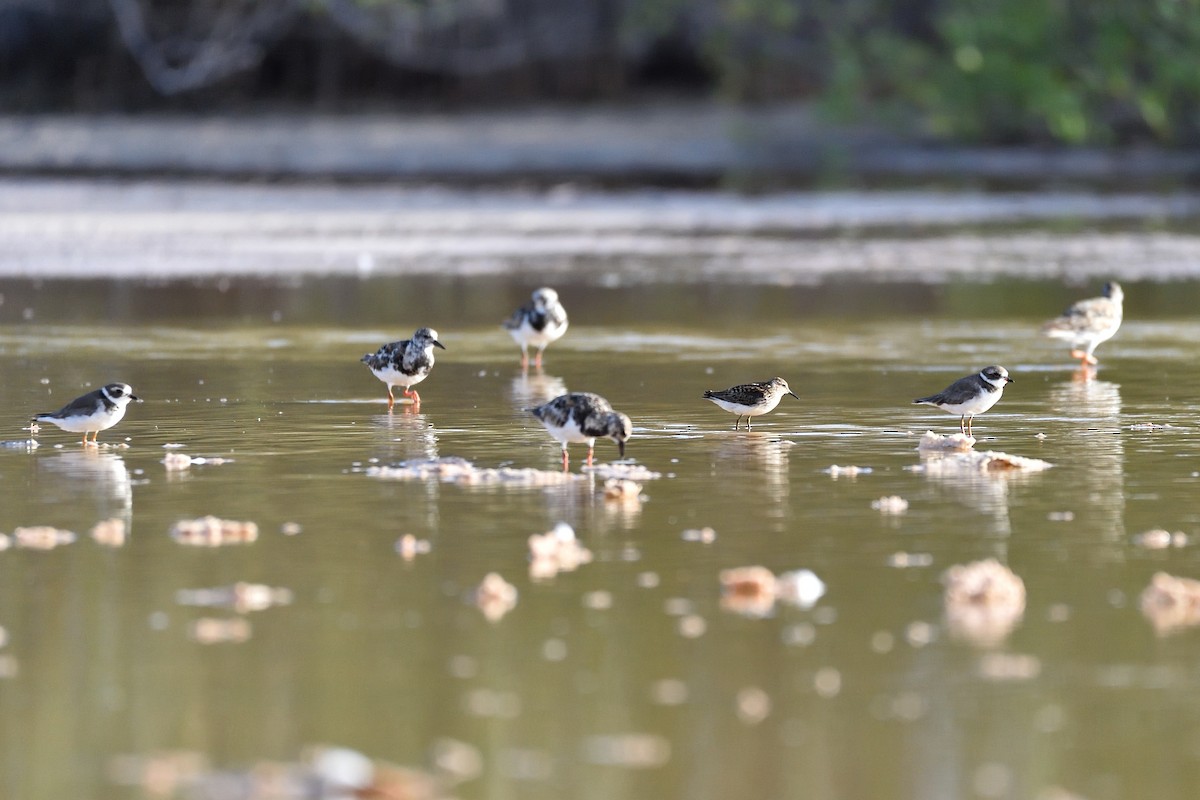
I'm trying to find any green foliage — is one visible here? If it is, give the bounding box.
[630,0,1200,145]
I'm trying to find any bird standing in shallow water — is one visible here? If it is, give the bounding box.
[32,382,142,445]
[1042,282,1123,367]
[703,377,799,431]
[913,366,1013,437]
[361,327,445,411]
[504,287,568,370]
[529,392,632,470]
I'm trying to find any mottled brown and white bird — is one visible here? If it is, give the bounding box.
[32,382,142,445]
[1042,282,1123,366]
[529,392,631,470]
[703,377,798,431]
[361,327,445,410]
[503,287,568,369]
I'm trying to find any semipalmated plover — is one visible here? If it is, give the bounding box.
[913,366,1013,437]
[32,382,142,445]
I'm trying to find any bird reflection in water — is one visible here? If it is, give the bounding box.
[371,409,441,529]
[1047,376,1124,543]
[710,432,792,509]
[35,449,133,531]
[509,370,567,410]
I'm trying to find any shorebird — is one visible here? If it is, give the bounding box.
[503,287,568,369]
[913,366,1013,437]
[703,377,798,431]
[361,327,445,410]
[1042,282,1123,366]
[529,392,631,470]
[32,382,142,445]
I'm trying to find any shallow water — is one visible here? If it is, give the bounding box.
[3,271,1200,798]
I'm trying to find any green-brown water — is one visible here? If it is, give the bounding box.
[3,273,1200,799]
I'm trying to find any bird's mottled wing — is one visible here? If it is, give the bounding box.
[916,374,983,405]
[362,339,408,370]
[704,382,770,405]
[503,301,534,331]
[1045,296,1119,335]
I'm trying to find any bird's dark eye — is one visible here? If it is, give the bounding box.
[111,387,123,395]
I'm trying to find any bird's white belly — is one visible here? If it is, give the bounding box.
[708,395,781,416]
[508,318,567,348]
[44,407,124,433]
[545,417,592,446]
[939,390,1002,417]
[372,366,428,389]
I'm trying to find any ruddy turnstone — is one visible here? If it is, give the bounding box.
[913,366,1013,437]
[703,377,799,431]
[529,392,632,469]
[1042,281,1123,366]
[503,287,568,369]
[32,382,142,445]
[361,327,445,410]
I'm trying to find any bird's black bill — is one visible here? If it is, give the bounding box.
[787,391,800,400]
[131,395,143,402]
[433,340,447,350]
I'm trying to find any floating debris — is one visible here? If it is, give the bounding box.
[395,534,431,560]
[719,565,825,617]
[942,558,1026,646]
[528,522,593,579]
[888,552,934,568]
[1140,572,1200,634]
[1047,511,1075,522]
[176,582,293,614]
[1132,529,1189,549]
[735,686,771,725]
[776,570,826,608]
[367,457,578,486]
[581,733,671,768]
[162,452,235,471]
[871,495,909,514]
[0,438,37,450]
[916,431,975,452]
[583,463,662,480]
[719,566,777,618]
[475,572,518,622]
[169,517,259,546]
[602,478,643,501]
[90,518,127,547]
[825,465,872,478]
[1127,422,1168,431]
[0,534,12,552]
[977,652,1042,681]
[681,526,717,543]
[12,526,76,550]
[916,447,1053,474]
[280,521,302,536]
[189,617,252,644]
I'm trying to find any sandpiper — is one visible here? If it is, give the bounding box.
[503,287,568,369]
[1042,282,1123,366]
[32,382,142,445]
[913,366,1013,437]
[529,392,631,470]
[361,327,445,410]
[703,377,798,431]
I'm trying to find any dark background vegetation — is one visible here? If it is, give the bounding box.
[3,0,1199,146]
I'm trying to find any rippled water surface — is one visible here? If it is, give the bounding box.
[3,270,1200,799]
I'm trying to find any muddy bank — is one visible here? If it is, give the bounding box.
[2,105,1200,186]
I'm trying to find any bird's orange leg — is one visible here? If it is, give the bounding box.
[586,445,594,467]
[561,447,570,472]
[387,387,395,412]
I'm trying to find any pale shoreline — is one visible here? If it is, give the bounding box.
[1,178,1199,282]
